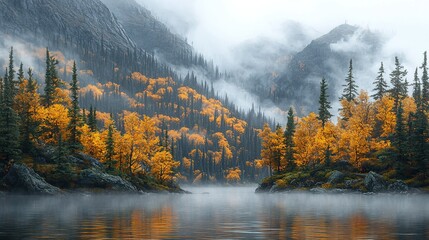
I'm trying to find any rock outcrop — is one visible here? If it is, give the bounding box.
[364,171,387,192]
[327,170,345,184]
[78,168,137,192]
[1,163,61,194]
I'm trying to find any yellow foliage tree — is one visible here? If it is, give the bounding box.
[36,104,70,145]
[293,113,321,167]
[226,167,241,183]
[259,124,286,174]
[151,150,180,183]
[338,91,375,168]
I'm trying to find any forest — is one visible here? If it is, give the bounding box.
[0,45,428,191]
[258,56,429,191]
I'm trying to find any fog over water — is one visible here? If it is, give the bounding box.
[1,187,428,239]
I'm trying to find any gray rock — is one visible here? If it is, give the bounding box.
[269,183,281,193]
[387,180,409,192]
[310,187,327,194]
[327,170,345,184]
[78,168,137,192]
[364,171,386,192]
[1,163,61,195]
[345,179,360,188]
[74,153,104,169]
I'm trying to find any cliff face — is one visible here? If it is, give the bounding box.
[101,0,193,63]
[0,0,136,51]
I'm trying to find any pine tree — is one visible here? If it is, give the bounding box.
[68,61,81,152]
[88,106,97,132]
[341,59,358,102]
[318,77,332,128]
[17,63,24,84]
[393,102,407,174]
[372,62,388,100]
[390,56,408,112]
[105,119,116,173]
[413,68,422,108]
[284,107,296,170]
[43,48,53,106]
[0,48,21,161]
[420,51,429,109]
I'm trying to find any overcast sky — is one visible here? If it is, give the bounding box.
[137,0,428,69]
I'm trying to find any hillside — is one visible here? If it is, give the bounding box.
[0,0,271,185]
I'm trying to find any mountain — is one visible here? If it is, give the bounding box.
[101,0,193,65]
[0,0,269,184]
[0,0,135,51]
[274,24,382,113]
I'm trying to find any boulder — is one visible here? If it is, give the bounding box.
[269,183,281,193]
[387,180,409,192]
[1,163,61,194]
[78,168,137,192]
[327,170,345,184]
[364,171,386,192]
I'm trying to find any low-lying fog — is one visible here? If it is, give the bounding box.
[1,186,428,239]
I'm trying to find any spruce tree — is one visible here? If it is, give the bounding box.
[318,77,332,127]
[390,56,408,112]
[413,68,422,107]
[0,49,21,161]
[105,119,116,173]
[393,102,407,174]
[284,107,296,170]
[420,51,429,109]
[372,62,388,100]
[68,61,81,152]
[43,48,53,106]
[18,62,24,84]
[341,59,358,102]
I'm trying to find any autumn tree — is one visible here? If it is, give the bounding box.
[259,123,286,175]
[151,150,179,183]
[372,62,388,100]
[318,77,332,128]
[293,113,320,168]
[338,91,375,169]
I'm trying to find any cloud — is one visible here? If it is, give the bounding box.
[136,0,429,121]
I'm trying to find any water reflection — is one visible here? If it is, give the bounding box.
[0,186,428,239]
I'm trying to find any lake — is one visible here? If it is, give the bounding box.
[0,186,428,239]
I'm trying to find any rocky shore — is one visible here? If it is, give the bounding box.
[255,169,425,194]
[0,152,186,195]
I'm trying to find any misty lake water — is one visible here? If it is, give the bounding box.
[0,186,428,239]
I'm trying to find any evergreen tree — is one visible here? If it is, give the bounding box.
[341,59,358,101]
[105,119,116,173]
[318,77,332,127]
[413,68,422,107]
[17,62,24,84]
[68,61,81,152]
[372,62,388,100]
[420,51,429,109]
[88,106,97,132]
[43,48,53,106]
[393,102,407,174]
[0,48,21,161]
[390,56,408,112]
[43,49,61,106]
[284,107,296,170]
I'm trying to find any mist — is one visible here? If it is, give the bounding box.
[137,0,429,122]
